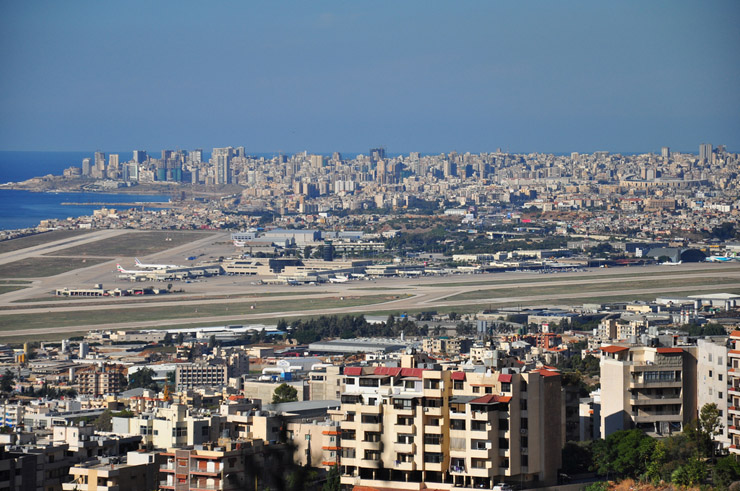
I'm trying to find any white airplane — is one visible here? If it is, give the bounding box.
[233,239,246,247]
[116,263,148,274]
[706,254,739,263]
[329,275,349,283]
[134,257,183,270]
[660,260,682,266]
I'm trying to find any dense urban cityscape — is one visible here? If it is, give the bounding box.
[0,141,739,491]
[2,1,739,490]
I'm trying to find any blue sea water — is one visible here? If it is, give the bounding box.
[0,189,170,231]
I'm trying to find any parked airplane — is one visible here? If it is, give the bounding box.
[329,275,349,283]
[116,264,148,274]
[233,239,246,247]
[706,254,739,263]
[660,260,682,266]
[134,257,183,269]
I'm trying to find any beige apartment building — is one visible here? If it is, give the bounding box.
[308,365,346,400]
[338,362,562,490]
[74,364,127,396]
[727,330,740,456]
[600,345,697,438]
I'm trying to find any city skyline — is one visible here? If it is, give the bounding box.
[1,1,739,153]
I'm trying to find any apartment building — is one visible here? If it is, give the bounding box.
[696,338,730,448]
[63,451,161,491]
[158,439,289,491]
[308,365,346,400]
[338,363,562,490]
[421,337,470,357]
[112,404,219,450]
[175,363,228,391]
[74,364,127,396]
[600,345,697,438]
[727,331,740,456]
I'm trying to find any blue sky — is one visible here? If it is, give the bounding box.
[1,1,738,154]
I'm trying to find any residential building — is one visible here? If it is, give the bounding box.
[696,337,730,448]
[600,345,697,438]
[74,364,127,396]
[338,363,562,489]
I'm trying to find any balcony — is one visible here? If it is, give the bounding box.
[423,406,443,417]
[360,458,382,469]
[450,464,466,474]
[159,482,175,490]
[395,442,416,454]
[468,465,492,477]
[395,461,416,471]
[470,447,492,459]
[424,461,445,472]
[361,423,382,433]
[471,411,490,421]
[425,425,443,435]
[191,465,221,474]
[361,440,383,451]
[160,463,175,472]
[630,395,683,405]
[424,443,443,454]
[629,380,682,389]
[633,412,682,423]
[361,405,382,415]
[395,423,416,433]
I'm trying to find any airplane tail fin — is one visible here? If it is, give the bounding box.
[135,257,142,265]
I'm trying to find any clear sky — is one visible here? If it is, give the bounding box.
[1,1,738,154]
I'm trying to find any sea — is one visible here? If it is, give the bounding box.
[0,151,170,231]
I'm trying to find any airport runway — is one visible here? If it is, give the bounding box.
[1,230,739,339]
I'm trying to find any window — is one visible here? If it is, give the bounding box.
[472,386,480,393]
[709,354,713,362]
[397,434,414,444]
[710,370,713,378]
[720,374,723,381]
[501,382,511,392]
[451,419,466,430]
[424,434,442,445]
[472,421,487,431]
[499,419,509,431]
[499,438,508,448]
[424,452,443,463]
[453,381,464,390]
[719,392,724,399]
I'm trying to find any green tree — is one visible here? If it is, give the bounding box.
[671,456,707,487]
[127,367,158,391]
[322,464,341,491]
[592,429,655,479]
[714,455,740,489]
[699,402,723,460]
[272,383,298,404]
[0,369,14,395]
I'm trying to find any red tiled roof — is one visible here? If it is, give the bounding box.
[373,367,402,377]
[731,330,740,338]
[601,345,629,353]
[470,394,512,404]
[344,367,363,376]
[534,369,561,377]
[656,347,683,354]
[400,368,425,378]
[498,374,512,383]
[451,371,466,381]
